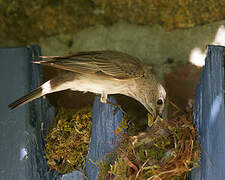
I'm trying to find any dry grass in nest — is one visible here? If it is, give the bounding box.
[98,102,200,180]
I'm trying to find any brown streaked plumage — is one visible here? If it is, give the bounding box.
[8,50,167,124]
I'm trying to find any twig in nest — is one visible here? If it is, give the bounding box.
[135,159,150,180]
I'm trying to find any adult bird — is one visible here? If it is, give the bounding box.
[8,50,167,124]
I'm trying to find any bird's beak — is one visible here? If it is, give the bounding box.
[147,110,158,127]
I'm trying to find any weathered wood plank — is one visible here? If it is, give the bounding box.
[0,46,57,180]
[85,96,124,180]
[193,45,225,180]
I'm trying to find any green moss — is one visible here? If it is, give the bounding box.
[45,105,92,174]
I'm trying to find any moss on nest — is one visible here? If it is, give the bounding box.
[44,105,92,174]
[97,102,200,180]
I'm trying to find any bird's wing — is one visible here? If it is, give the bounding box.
[33,50,145,80]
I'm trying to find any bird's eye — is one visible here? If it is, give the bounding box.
[157,99,163,105]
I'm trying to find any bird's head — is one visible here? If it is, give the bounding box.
[144,83,167,126]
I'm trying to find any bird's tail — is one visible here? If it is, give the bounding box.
[8,87,43,110]
[8,79,55,110]
[8,72,75,110]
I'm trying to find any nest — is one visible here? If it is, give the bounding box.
[98,102,200,180]
[44,106,92,174]
[44,101,200,179]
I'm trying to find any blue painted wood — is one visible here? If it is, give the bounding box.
[0,47,30,180]
[62,171,84,180]
[0,46,58,180]
[28,46,59,180]
[193,45,225,180]
[85,96,124,180]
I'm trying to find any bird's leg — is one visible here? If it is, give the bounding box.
[100,92,108,104]
[100,92,126,115]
